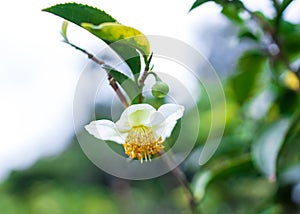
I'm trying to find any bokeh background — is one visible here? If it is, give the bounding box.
[1,0,300,213]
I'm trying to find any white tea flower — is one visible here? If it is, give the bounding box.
[85,103,184,162]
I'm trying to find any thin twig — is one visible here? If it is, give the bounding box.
[159,151,202,214]
[242,3,300,81]
[137,67,148,103]
[138,68,149,87]
[171,167,201,214]
[107,75,129,108]
[137,53,153,103]
[275,0,294,29]
[271,0,280,14]
[65,41,129,108]
[138,53,153,87]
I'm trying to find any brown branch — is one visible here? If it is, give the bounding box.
[107,75,129,108]
[242,3,300,80]
[138,67,149,87]
[66,41,129,108]
[171,166,201,214]
[137,68,148,103]
[159,151,202,214]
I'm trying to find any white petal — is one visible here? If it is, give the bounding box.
[152,104,184,140]
[157,104,184,123]
[85,120,126,144]
[116,104,156,128]
[153,120,177,140]
[150,112,165,126]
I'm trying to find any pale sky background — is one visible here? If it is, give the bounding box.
[0,0,299,181]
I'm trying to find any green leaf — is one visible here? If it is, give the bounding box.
[43,3,146,77]
[192,154,252,201]
[252,118,291,181]
[190,0,245,24]
[82,22,150,77]
[110,42,142,79]
[280,22,300,59]
[102,65,140,101]
[277,113,300,173]
[221,3,243,24]
[102,65,130,85]
[231,50,267,104]
[81,22,150,56]
[43,3,116,26]
[238,27,260,41]
[283,33,300,59]
[189,0,212,11]
[192,170,212,201]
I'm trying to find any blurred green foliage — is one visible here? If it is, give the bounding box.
[0,142,194,214]
[190,0,300,213]
[1,1,300,214]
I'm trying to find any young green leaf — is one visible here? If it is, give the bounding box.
[252,118,291,181]
[61,20,69,42]
[43,3,146,77]
[81,22,150,56]
[110,43,142,79]
[82,22,150,77]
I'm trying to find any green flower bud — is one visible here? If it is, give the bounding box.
[152,81,169,98]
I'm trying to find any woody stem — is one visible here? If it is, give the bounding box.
[159,151,202,214]
[65,41,129,108]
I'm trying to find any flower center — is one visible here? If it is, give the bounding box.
[123,125,164,162]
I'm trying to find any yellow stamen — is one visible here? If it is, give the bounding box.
[123,125,164,162]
